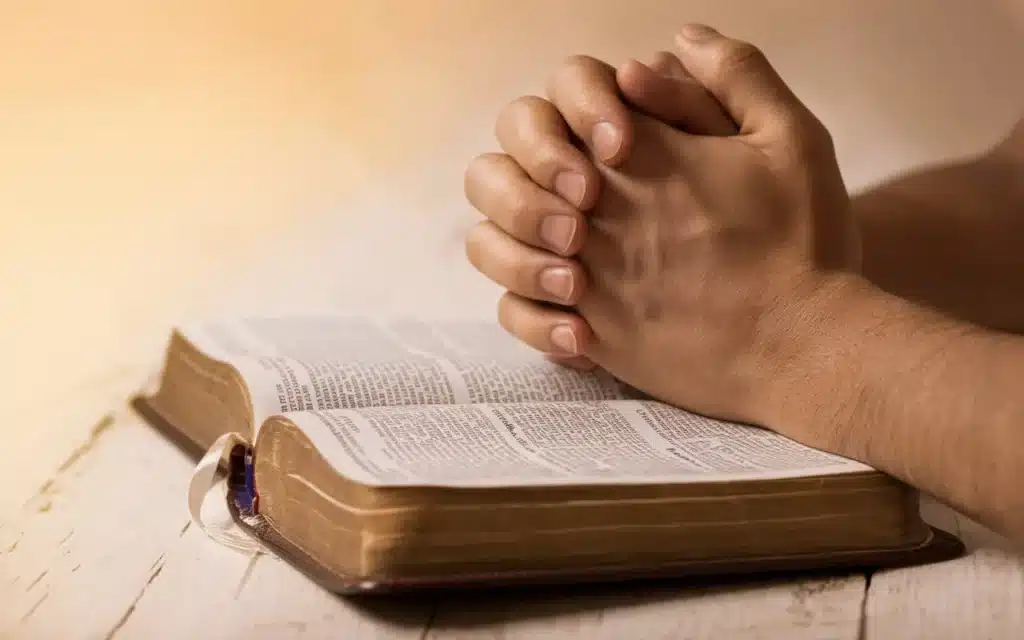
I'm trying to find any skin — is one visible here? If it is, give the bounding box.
[463,24,1024,545]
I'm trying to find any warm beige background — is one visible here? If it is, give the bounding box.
[2,0,1022,510]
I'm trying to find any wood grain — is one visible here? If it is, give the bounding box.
[863,498,1024,639]
[427,575,867,639]
[864,549,1024,639]
[1,410,195,638]
[0,411,433,639]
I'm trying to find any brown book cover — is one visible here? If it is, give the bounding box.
[227,491,964,595]
[131,394,967,595]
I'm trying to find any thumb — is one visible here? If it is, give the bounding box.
[616,59,738,136]
[672,24,810,139]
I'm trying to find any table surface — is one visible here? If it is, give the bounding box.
[3,1,1024,638]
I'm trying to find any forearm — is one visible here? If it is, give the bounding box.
[777,276,1024,544]
[854,144,1024,333]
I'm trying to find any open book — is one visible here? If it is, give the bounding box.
[133,316,963,593]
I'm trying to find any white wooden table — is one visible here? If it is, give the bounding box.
[3,399,1023,639]
[3,1,1024,637]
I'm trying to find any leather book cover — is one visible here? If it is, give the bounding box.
[228,501,965,596]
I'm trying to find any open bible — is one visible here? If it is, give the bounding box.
[133,316,963,593]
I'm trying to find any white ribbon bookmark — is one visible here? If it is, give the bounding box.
[187,432,265,555]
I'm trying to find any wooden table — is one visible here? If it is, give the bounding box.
[3,1,1024,637]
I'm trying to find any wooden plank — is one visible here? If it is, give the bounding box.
[0,406,431,639]
[864,498,1024,638]
[0,409,197,638]
[0,366,154,515]
[110,525,430,639]
[427,574,868,640]
[864,549,1023,638]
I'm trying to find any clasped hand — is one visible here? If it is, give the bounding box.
[465,25,864,448]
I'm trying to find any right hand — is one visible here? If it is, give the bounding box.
[464,51,737,369]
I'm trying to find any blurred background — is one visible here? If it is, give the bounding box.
[2,0,1022,511]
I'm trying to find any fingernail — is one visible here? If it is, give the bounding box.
[539,267,574,302]
[553,171,586,207]
[550,325,578,354]
[591,121,622,162]
[539,215,577,253]
[678,23,719,43]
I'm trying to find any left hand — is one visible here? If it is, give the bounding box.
[469,25,863,446]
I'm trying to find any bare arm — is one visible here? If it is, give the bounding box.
[854,120,1024,333]
[787,121,1024,542]
[777,273,1024,544]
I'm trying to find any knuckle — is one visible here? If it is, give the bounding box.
[463,153,505,204]
[780,110,834,158]
[548,54,601,92]
[649,50,673,65]
[559,54,600,75]
[709,40,766,80]
[502,94,550,122]
[496,95,550,138]
[505,193,538,239]
[806,119,835,154]
[463,152,488,181]
[511,261,540,297]
[515,94,552,113]
[530,141,571,182]
[648,51,680,74]
[810,115,835,147]
[465,151,502,180]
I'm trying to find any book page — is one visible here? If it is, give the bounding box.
[179,316,630,425]
[287,399,872,487]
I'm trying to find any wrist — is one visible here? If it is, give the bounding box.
[752,267,1024,541]
[752,271,954,459]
